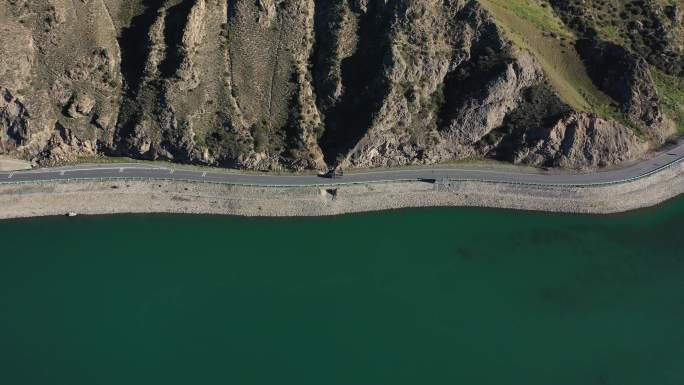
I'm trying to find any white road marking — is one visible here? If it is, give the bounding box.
[13,166,165,175]
[60,166,164,173]
[347,167,541,177]
[2,141,684,187]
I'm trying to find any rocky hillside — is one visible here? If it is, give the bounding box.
[1,0,683,171]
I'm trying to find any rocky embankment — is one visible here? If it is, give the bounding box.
[1,0,681,171]
[2,159,684,218]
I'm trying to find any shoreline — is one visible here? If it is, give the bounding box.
[1,160,684,219]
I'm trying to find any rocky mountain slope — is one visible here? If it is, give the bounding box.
[1,0,683,171]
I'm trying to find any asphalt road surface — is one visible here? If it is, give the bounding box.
[2,141,684,187]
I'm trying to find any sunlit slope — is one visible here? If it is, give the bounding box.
[479,0,615,114]
[653,69,684,133]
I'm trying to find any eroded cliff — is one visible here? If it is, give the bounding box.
[1,0,681,170]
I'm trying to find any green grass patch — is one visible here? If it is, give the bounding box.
[653,69,684,133]
[596,24,625,46]
[479,0,618,117]
[484,0,572,40]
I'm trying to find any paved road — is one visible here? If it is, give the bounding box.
[2,140,684,187]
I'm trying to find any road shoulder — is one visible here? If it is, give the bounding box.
[1,161,683,219]
[0,157,31,172]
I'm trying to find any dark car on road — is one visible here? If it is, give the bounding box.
[319,169,344,179]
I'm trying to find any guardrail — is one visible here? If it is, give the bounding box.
[1,153,683,189]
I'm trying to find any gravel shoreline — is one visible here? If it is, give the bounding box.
[1,161,683,219]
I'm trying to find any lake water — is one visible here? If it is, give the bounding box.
[1,200,684,384]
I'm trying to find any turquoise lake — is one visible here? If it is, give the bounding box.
[1,200,683,384]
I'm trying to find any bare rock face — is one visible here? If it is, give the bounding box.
[337,0,545,168]
[0,0,668,170]
[0,88,31,151]
[37,124,98,166]
[576,39,668,140]
[0,0,121,164]
[0,20,35,153]
[513,113,645,170]
[0,21,34,93]
[66,94,96,118]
